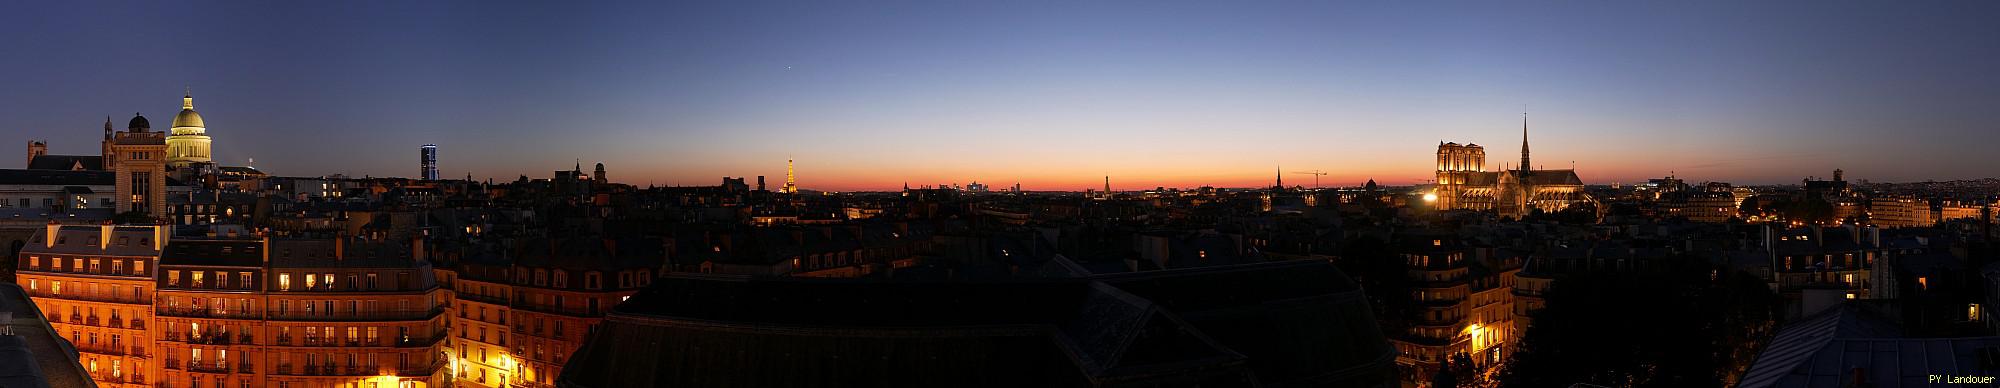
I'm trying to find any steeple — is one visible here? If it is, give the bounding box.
[103,116,113,139]
[1519,112,1531,172]
[1276,165,1283,189]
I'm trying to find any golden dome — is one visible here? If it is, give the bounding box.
[172,92,204,128]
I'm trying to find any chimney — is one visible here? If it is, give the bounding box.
[262,236,271,265]
[412,236,427,263]
[100,224,113,249]
[44,221,59,248]
[335,235,346,261]
[154,225,170,251]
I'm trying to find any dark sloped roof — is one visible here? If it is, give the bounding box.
[0,169,111,186]
[1520,169,1584,186]
[25,155,102,171]
[267,238,425,269]
[162,239,264,267]
[1462,171,1501,186]
[1734,304,2000,388]
[563,260,1393,388]
[0,168,187,187]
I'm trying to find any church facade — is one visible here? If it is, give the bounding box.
[1432,117,1595,219]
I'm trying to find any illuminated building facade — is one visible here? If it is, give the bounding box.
[439,236,656,388]
[1390,236,1518,386]
[1869,196,1935,228]
[1431,117,1594,218]
[153,237,450,388]
[17,224,170,388]
[17,227,449,388]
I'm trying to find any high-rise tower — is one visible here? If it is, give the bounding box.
[420,144,439,180]
[165,89,213,168]
[783,158,798,193]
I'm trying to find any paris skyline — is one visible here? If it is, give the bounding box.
[5,1,1998,191]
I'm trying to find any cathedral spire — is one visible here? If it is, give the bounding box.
[1519,112,1531,172]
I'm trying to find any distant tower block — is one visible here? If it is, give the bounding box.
[420,144,440,180]
[757,176,767,191]
[595,162,607,184]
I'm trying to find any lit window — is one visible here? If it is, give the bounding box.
[1972,304,1983,321]
[1845,293,1856,300]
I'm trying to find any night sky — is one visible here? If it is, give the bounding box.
[4,1,1997,191]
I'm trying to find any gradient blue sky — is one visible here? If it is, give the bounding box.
[4,1,1997,191]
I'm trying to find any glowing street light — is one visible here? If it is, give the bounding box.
[1422,192,1439,202]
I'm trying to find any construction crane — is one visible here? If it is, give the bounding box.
[1290,170,1328,188]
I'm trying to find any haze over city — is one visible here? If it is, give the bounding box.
[5,1,1997,190]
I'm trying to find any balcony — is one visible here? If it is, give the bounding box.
[512,302,596,318]
[267,306,445,322]
[106,317,124,328]
[238,362,255,374]
[238,333,255,345]
[458,292,510,306]
[187,333,233,346]
[274,335,291,345]
[26,289,148,305]
[284,364,374,376]
[130,346,148,358]
[397,360,447,377]
[76,342,127,356]
[397,328,450,348]
[155,306,262,320]
[163,359,181,370]
[188,360,230,373]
